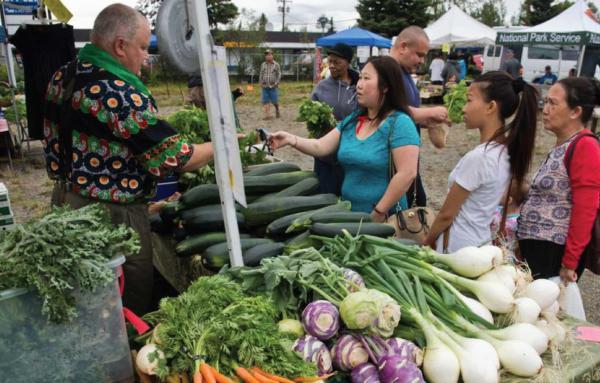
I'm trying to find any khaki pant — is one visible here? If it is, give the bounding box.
[51,183,154,315]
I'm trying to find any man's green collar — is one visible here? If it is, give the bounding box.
[77,43,152,98]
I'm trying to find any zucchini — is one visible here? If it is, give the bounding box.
[180,184,220,208]
[254,177,320,203]
[241,194,339,227]
[175,232,250,257]
[179,204,220,222]
[173,226,189,242]
[203,238,273,270]
[245,162,301,176]
[311,211,372,224]
[310,222,396,237]
[243,171,315,194]
[179,203,245,223]
[243,242,285,266]
[149,213,173,235]
[267,209,320,236]
[182,210,245,233]
[159,201,181,223]
[285,201,352,233]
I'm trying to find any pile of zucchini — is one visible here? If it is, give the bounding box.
[152,162,395,271]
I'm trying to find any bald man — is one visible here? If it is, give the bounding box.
[390,26,450,206]
[43,3,214,314]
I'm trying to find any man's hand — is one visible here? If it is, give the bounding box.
[424,106,451,126]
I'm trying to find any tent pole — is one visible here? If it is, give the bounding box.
[576,45,586,76]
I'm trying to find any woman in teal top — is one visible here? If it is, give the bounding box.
[269,56,420,222]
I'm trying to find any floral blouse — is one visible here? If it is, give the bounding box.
[517,136,576,244]
[43,60,193,203]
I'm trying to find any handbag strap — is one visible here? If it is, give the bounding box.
[386,113,412,212]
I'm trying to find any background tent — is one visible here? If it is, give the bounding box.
[425,6,497,47]
[316,27,391,48]
[496,0,600,76]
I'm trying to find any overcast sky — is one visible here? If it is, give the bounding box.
[61,0,600,31]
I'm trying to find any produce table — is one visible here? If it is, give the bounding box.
[152,233,208,293]
[502,319,600,383]
[151,233,600,383]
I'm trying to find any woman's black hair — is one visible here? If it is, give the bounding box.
[557,77,600,124]
[473,71,538,185]
[363,56,411,122]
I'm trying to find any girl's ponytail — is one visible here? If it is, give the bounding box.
[473,71,538,185]
[507,78,538,184]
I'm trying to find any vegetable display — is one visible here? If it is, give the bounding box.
[141,276,316,380]
[0,204,140,323]
[297,99,337,138]
[140,159,579,383]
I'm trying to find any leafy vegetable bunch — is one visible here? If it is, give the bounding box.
[297,99,337,138]
[177,131,269,190]
[167,107,211,144]
[0,204,140,323]
[142,275,316,379]
[443,80,468,124]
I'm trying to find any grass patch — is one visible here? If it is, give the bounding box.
[148,80,315,110]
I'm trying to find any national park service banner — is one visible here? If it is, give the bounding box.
[496,31,600,46]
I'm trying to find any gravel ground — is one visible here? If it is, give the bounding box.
[1,100,598,325]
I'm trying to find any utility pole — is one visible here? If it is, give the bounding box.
[277,0,291,32]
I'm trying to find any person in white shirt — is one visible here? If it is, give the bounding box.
[429,53,445,85]
[424,71,538,253]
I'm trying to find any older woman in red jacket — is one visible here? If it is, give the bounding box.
[518,77,600,284]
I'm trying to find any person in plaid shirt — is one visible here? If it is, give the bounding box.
[259,49,281,119]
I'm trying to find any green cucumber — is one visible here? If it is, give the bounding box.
[175,232,250,257]
[310,222,396,237]
[202,238,273,270]
[242,242,285,266]
[182,210,245,233]
[311,211,372,224]
[243,171,315,194]
[159,201,181,223]
[254,177,320,203]
[245,162,301,176]
[241,194,338,227]
[285,201,352,233]
[180,184,220,208]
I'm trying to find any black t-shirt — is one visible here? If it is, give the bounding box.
[10,24,75,140]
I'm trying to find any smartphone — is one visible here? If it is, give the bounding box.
[256,128,270,142]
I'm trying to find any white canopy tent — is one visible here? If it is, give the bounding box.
[496,0,600,76]
[424,6,497,47]
[516,0,600,38]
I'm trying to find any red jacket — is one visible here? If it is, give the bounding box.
[563,130,600,270]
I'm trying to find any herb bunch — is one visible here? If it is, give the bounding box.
[297,99,337,138]
[443,80,468,124]
[143,276,315,379]
[0,204,140,323]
